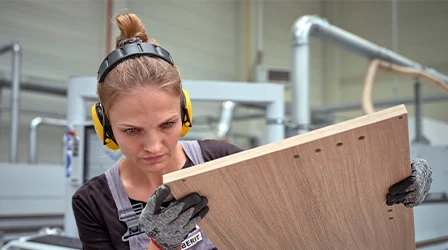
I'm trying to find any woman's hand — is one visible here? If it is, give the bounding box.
[139,185,209,250]
[386,158,433,208]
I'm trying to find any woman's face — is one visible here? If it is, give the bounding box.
[108,86,183,173]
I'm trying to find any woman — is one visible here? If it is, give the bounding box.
[72,13,432,250]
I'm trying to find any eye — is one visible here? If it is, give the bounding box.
[124,128,137,134]
[162,122,175,128]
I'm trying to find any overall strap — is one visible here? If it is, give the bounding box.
[179,140,205,165]
[105,163,144,248]
[178,140,218,250]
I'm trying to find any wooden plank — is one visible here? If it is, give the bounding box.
[164,104,415,249]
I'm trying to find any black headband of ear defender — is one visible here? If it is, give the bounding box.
[97,42,175,83]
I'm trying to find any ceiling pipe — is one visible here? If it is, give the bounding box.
[290,15,448,135]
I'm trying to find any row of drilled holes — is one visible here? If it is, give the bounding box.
[294,114,402,157]
[294,135,365,159]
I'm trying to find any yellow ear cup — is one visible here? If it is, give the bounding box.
[91,103,119,150]
[180,89,192,137]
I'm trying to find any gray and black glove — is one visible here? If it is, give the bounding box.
[139,185,209,250]
[386,158,433,208]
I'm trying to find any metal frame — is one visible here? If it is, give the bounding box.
[290,15,448,135]
[63,76,285,236]
[2,241,79,250]
[1,234,80,250]
[29,117,67,164]
[0,42,21,163]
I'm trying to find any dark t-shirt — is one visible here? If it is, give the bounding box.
[72,139,243,250]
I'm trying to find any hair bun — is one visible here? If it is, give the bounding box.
[115,13,148,48]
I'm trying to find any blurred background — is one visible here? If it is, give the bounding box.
[0,0,447,249]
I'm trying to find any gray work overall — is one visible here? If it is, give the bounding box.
[105,140,217,250]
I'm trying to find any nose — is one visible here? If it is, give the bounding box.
[142,131,163,154]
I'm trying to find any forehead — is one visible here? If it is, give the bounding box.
[109,87,181,122]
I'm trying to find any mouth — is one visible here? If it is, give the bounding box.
[143,155,164,163]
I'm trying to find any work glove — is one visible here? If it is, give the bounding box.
[139,185,209,250]
[386,158,433,208]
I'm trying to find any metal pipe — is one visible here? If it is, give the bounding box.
[391,0,399,96]
[412,80,430,144]
[414,81,423,141]
[0,104,67,119]
[29,117,67,164]
[0,42,21,163]
[256,0,263,65]
[291,39,310,134]
[291,15,448,135]
[312,94,448,114]
[231,94,448,120]
[0,78,67,96]
[216,101,237,137]
[414,80,423,141]
[10,43,21,164]
[245,0,251,81]
[265,89,285,144]
[416,235,448,248]
[0,86,3,119]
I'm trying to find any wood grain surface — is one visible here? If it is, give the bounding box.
[164,105,415,250]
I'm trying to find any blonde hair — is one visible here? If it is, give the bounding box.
[97,13,182,118]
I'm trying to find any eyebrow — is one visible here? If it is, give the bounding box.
[116,115,179,127]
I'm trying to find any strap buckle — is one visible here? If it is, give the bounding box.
[120,203,145,242]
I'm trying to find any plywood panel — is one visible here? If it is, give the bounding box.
[164,105,415,249]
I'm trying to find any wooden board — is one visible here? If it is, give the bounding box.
[164,105,415,250]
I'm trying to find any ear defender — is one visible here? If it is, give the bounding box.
[181,89,193,137]
[91,103,119,150]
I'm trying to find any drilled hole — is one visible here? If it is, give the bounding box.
[336,142,343,147]
[294,154,300,159]
[315,149,321,153]
[182,179,186,182]
[388,209,393,212]
[398,116,403,119]
[389,217,394,220]
[358,136,365,140]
